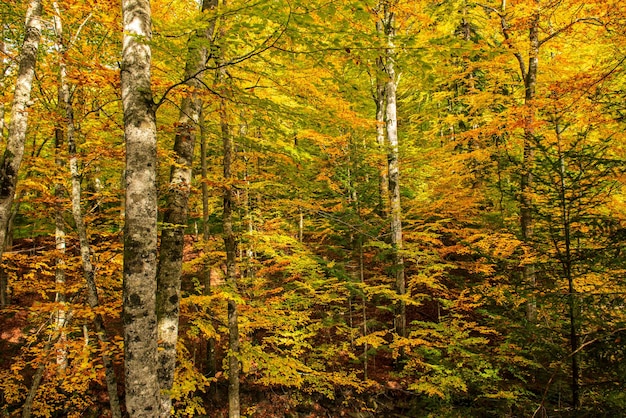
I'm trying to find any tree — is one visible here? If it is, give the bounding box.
[120,0,160,415]
[156,0,215,415]
[0,0,42,263]
[53,1,122,415]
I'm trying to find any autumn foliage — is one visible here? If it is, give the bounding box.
[1,0,626,417]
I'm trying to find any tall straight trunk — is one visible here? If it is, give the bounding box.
[221,97,240,418]
[53,3,122,416]
[52,5,68,374]
[120,0,160,415]
[212,2,240,414]
[0,39,7,140]
[156,0,214,415]
[241,124,255,281]
[53,101,67,374]
[521,5,539,323]
[0,0,42,259]
[381,2,405,339]
[200,111,218,383]
[555,125,579,409]
[500,0,539,323]
[374,49,389,218]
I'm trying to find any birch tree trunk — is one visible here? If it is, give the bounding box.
[53,3,122,416]
[0,0,42,260]
[156,0,214,415]
[121,0,160,415]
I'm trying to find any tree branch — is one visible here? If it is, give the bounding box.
[154,4,292,109]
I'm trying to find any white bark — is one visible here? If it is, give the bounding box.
[121,0,160,415]
[0,0,42,260]
[381,2,405,338]
[52,4,68,374]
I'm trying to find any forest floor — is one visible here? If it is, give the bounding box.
[0,235,418,418]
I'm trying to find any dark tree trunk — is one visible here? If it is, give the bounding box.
[156,0,215,414]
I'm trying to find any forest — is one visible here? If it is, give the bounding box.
[1,0,626,417]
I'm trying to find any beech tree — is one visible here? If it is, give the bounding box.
[2,0,626,417]
[120,0,160,415]
[52,2,122,415]
[0,0,42,261]
[156,0,214,415]
[378,0,406,340]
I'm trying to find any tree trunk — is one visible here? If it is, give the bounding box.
[52,3,122,415]
[374,43,389,219]
[200,110,218,384]
[555,125,580,410]
[22,310,74,418]
[0,0,42,260]
[52,2,68,375]
[221,96,241,418]
[156,0,214,414]
[121,0,160,415]
[0,39,7,140]
[521,6,539,323]
[381,2,405,339]
[53,103,67,374]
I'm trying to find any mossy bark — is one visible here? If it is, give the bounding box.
[121,0,160,415]
[156,1,216,415]
[0,0,42,263]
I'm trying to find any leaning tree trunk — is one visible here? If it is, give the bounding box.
[120,0,160,415]
[0,0,42,260]
[52,3,122,416]
[22,311,74,418]
[156,0,215,415]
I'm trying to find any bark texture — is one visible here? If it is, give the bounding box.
[380,2,405,339]
[200,112,218,383]
[521,8,539,324]
[222,99,241,418]
[156,0,214,415]
[121,0,160,415]
[0,0,42,260]
[52,1,68,376]
[373,25,389,218]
